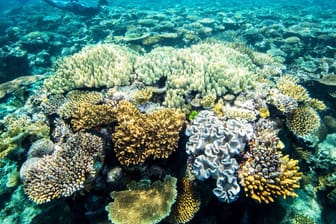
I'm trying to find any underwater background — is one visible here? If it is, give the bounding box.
[1,0,336,223]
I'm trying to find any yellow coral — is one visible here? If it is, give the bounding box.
[259,107,270,118]
[134,88,153,104]
[276,75,310,102]
[167,178,200,224]
[106,175,177,224]
[113,101,185,166]
[71,102,116,131]
[238,124,302,203]
[305,98,326,111]
[286,105,321,137]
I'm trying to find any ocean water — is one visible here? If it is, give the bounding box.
[0,0,336,224]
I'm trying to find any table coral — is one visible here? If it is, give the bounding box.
[112,101,185,166]
[22,132,103,204]
[238,119,302,203]
[105,175,177,224]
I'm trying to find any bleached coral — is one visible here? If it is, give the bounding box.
[185,110,253,203]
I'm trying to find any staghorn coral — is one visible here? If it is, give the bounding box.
[286,105,321,138]
[71,102,116,131]
[44,44,137,94]
[22,132,103,204]
[112,101,185,166]
[238,119,302,203]
[167,177,201,224]
[186,110,254,203]
[0,114,50,159]
[105,175,177,224]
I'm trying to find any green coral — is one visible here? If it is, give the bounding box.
[105,175,177,224]
[0,114,50,159]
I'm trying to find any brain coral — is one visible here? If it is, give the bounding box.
[238,119,302,203]
[105,175,177,224]
[44,44,137,94]
[185,110,254,203]
[112,101,185,166]
[22,132,103,204]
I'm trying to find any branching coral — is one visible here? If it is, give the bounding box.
[44,44,137,94]
[134,88,153,104]
[105,175,177,224]
[71,102,116,131]
[22,132,103,204]
[112,101,185,166]
[0,114,50,159]
[238,119,302,203]
[58,90,103,119]
[276,75,310,102]
[167,177,200,224]
[286,105,321,138]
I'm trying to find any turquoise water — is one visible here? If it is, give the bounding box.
[0,0,336,224]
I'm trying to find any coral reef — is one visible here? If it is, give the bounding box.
[167,177,201,224]
[71,102,116,131]
[22,132,103,204]
[105,175,177,224]
[134,87,153,104]
[0,113,50,159]
[286,105,321,138]
[112,101,185,166]
[185,110,254,202]
[238,119,302,203]
[44,44,137,93]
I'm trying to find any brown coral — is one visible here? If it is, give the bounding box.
[238,119,302,203]
[167,177,201,224]
[71,102,116,131]
[286,105,321,138]
[112,101,185,166]
[22,133,103,204]
[105,175,177,224]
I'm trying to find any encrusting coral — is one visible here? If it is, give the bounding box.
[238,119,302,203]
[44,44,137,94]
[105,175,177,224]
[112,101,185,166]
[167,177,201,224]
[21,132,103,204]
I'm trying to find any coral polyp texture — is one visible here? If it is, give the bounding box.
[185,110,254,202]
[71,102,116,131]
[112,101,185,166]
[21,132,103,204]
[44,44,137,94]
[105,175,177,224]
[167,177,201,224]
[286,105,321,138]
[238,119,302,203]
